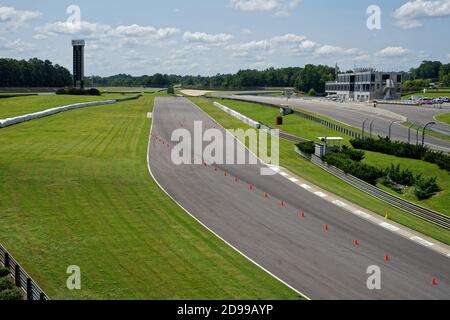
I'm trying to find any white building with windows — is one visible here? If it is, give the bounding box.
[325,68,402,102]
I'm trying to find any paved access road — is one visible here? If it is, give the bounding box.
[214,95,450,152]
[148,97,450,300]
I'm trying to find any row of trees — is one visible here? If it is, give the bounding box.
[91,65,336,93]
[0,58,72,87]
[404,60,450,90]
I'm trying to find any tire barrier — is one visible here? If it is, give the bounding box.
[213,101,261,129]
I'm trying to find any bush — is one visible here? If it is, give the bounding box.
[0,288,23,301]
[56,88,102,96]
[167,85,175,95]
[0,277,14,291]
[341,145,365,162]
[296,141,315,155]
[384,164,417,186]
[308,88,317,96]
[0,267,10,278]
[414,177,441,200]
[322,152,384,185]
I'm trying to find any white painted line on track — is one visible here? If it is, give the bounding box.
[300,184,312,190]
[353,210,371,218]
[379,222,400,232]
[280,172,289,177]
[410,236,434,247]
[332,200,347,207]
[314,192,328,198]
[289,178,299,183]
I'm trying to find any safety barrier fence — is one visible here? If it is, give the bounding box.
[0,244,49,300]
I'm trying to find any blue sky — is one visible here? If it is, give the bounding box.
[1,0,449,76]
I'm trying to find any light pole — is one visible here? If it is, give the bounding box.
[408,122,416,144]
[369,119,376,138]
[388,121,397,140]
[362,118,369,138]
[422,122,436,149]
[416,124,424,146]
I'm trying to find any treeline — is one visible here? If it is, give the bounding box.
[0,58,72,87]
[92,65,336,93]
[403,60,450,91]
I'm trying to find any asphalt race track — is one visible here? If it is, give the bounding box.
[214,94,450,152]
[148,97,450,300]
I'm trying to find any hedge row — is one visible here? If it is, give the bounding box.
[350,137,450,172]
[56,88,101,96]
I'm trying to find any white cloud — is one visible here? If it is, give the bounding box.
[230,0,300,16]
[298,40,317,50]
[112,24,179,39]
[35,21,111,39]
[313,45,362,56]
[270,33,306,43]
[35,20,179,42]
[0,38,30,52]
[227,40,271,51]
[183,32,233,44]
[394,0,450,29]
[0,6,41,28]
[375,46,410,57]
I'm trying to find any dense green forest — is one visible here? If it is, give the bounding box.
[91,65,336,93]
[0,58,72,87]
[1,57,449,93]
[403,61,450,92]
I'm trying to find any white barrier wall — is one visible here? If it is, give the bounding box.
[213,101,261,129]
[0,98,137,129]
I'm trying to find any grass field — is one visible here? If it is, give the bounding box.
[436,113,450,125]
[190,97,450,245]
[0,94,132,119]
[0,94,301,300]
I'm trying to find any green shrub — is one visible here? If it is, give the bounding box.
[384,164,417,186]
[0,288,23,301]
[414,177,441,200]
[167,85,175,95]
[56,88,102,96]
[341,145,366,162]
[0,267,10,278]
[0,277,14,291]
[296,141,315,155]
[323,152,384,185]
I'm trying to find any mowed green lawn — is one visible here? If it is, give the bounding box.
[0,95,301,300]
[190,97,450,245]
[436,113,450,125]
[0,94,131,119]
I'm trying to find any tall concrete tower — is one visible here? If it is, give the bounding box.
[72,40,85,88]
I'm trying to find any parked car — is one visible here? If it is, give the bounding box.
[420,98,434,105]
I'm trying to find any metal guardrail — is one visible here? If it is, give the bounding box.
[0,244,49,300]
[308,154,450,230]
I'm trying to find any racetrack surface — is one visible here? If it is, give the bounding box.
[215,95,450,152]
[148,96,450,300]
